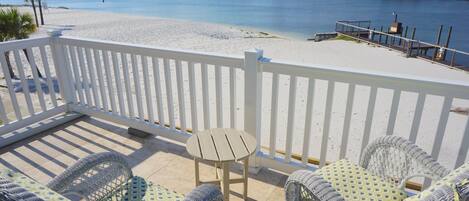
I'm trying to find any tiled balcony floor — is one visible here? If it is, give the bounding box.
[0,115,287,201]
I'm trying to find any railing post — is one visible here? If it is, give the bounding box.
[49,29,75,111]
[244,49,263,168]
[406,39,413,58]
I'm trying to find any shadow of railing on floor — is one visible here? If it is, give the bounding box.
[0,116,288,194]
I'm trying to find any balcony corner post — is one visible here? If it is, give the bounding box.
[48,29,75,112]
[244,49,263,170]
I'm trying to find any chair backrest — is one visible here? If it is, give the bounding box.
[47,152,133,201]
[360,136,450,187]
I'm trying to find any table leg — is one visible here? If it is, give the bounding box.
[195,158,200,186]
[215,162,219,179]
[222,162,230,201]
[243,159,249,200]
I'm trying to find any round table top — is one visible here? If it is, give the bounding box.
[186,128,257,162]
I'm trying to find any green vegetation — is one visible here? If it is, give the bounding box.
[0,8,37,41]
[0,8,40,78]
[333,34,360,43]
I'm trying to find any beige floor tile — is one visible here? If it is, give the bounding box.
[0,117,287,201]
[265,187,285,201]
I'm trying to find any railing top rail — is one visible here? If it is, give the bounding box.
[336,21,412,41]
[261,58,469,98]
[416,41,469,56]
[0,37,51,52]
[337,20,371,24]
[58,36,245,68]
[336,21,469,56]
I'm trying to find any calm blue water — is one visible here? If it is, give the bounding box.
[4,0,469,52]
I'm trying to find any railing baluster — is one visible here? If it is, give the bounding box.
[77,47,92,106]
[39,46,58,107]
[93,49,109,111]
[386,90,401,135]
[201,63,211,129]
[164,58,176,129]
[121,53,134,117]
[61,45,77,104]
[360,86,377,154]
[285,76,297,162]
[112,52,126,116]
[215,65,223,128]
[163,58,176,129]
[0,51,22,120]
[176,60,187,131]
[269,73,279,158]
[319,81,335,167]
[69,46,84,105]
[0,95,8,124]
[131,54,144,120]
[302,78,315,164]
[152,57,165,125]
[13,49,35,115]
[84,48,100,108]
[339,84,355,159]
[430,97,453,160]
[409,93,426,143]
[142,55,154,123]
[455,117,469,168]
[25,47,46,111]
[188,62,199,133]
[230,67,237,128]
[103,50,117,114]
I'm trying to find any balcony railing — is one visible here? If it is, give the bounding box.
[1,30,469,178]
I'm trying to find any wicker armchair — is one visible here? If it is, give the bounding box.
[285,136,469,201]
[1,152,222,201]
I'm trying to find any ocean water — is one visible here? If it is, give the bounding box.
[3,0,469,52]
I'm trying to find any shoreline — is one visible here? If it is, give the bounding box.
[2,4,302,40]
[3,6,469,81]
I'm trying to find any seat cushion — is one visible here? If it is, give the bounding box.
[316,159,408,201]
[0,167,68,200]
[108,176,184,201]
[404,163,469,201]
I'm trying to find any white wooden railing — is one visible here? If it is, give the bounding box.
[56,36,245,143]
[257,59,469,172]
[1,30,469,175]
[0,37,69,146]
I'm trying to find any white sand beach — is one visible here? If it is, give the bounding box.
[2,7,469,169]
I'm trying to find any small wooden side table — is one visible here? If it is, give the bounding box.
[186,128,257,201]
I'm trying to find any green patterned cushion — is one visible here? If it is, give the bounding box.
[316,159,408,201]
[405,163,469,201]
[0,168,69,200]
[107,176,184,201]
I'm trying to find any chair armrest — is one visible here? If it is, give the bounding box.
[398,174,437,190]
[47,152,132,201]
[285,170,344,201]
[184,184,223,201]
[359,136,449,186]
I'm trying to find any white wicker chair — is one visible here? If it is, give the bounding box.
[1,152,222,201]
[285,136,468,201]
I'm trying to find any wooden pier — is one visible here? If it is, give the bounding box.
[335,21,469,69]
